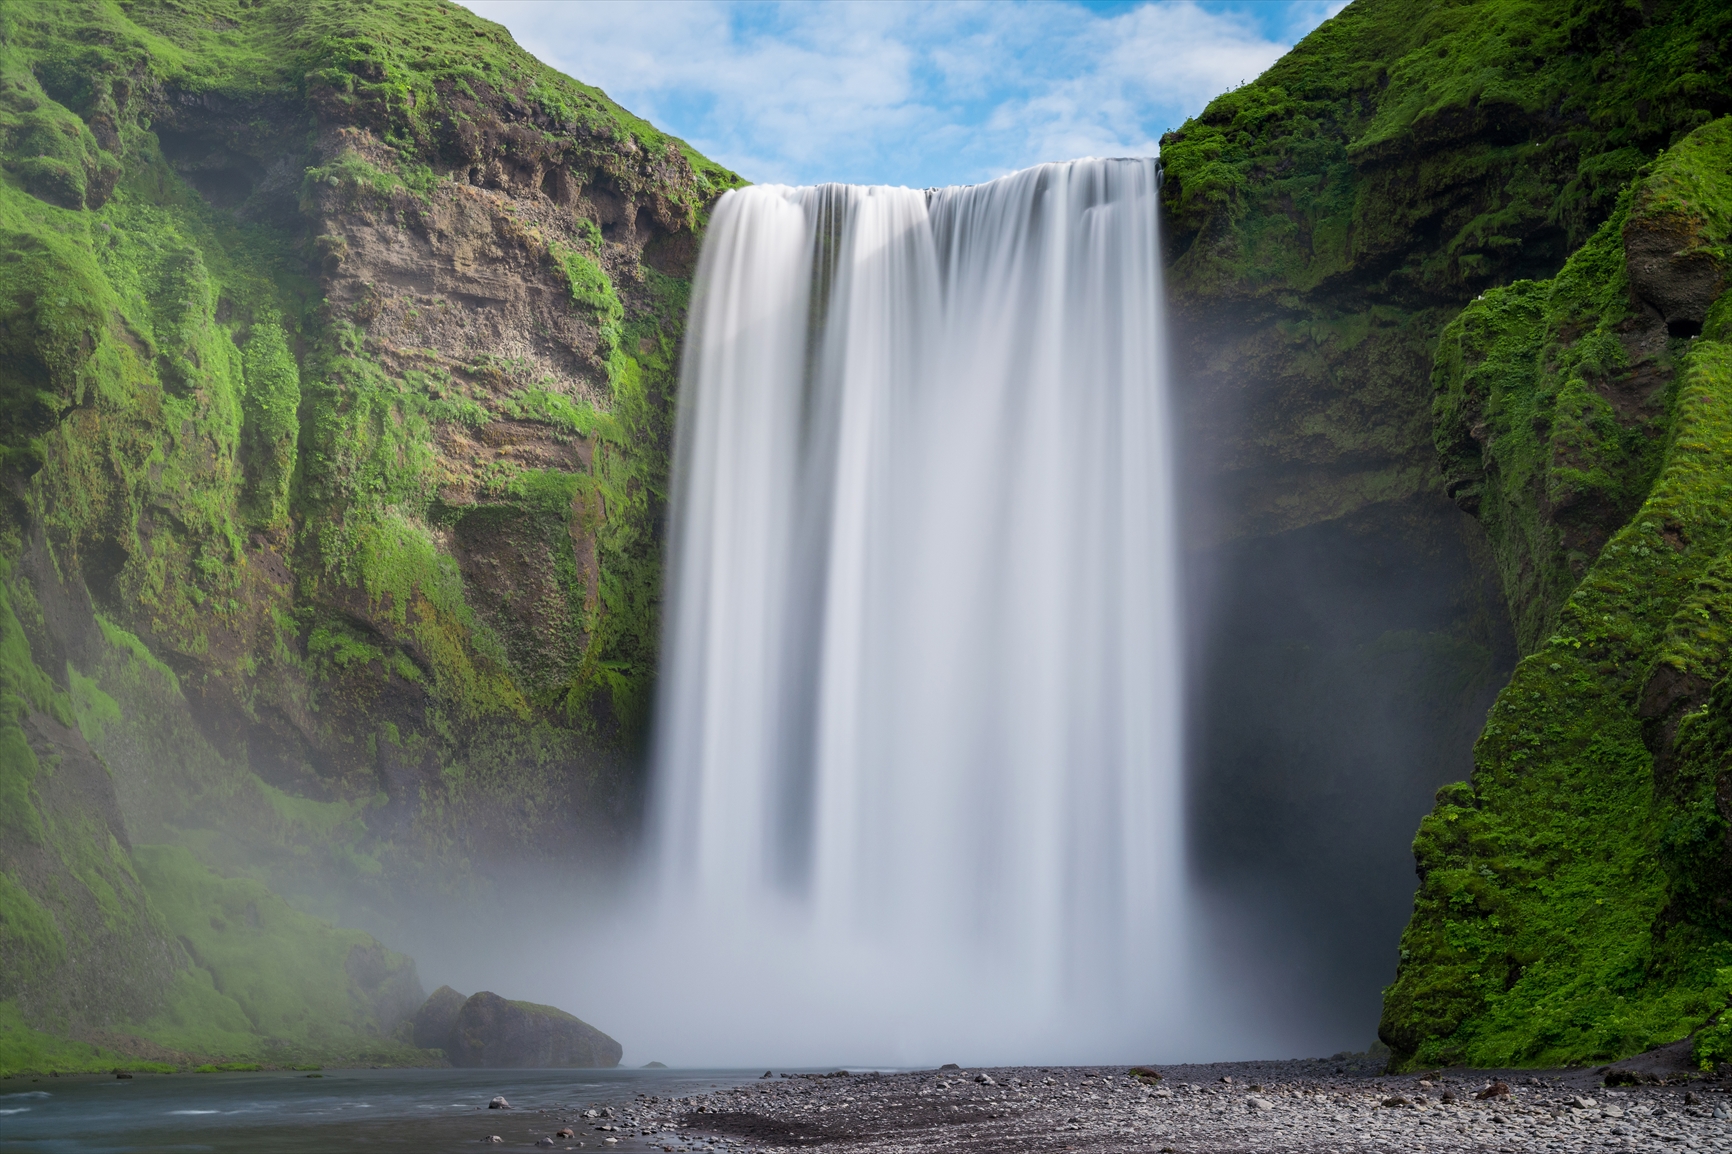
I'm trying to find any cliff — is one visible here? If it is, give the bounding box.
[1160,0,1732,1064]
[5,0,1730,1077]
[0,0,731,1071]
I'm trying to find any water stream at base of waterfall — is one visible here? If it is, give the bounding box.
[569,159,1196,1068]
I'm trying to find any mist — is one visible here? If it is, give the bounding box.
[332,164,1512,1072]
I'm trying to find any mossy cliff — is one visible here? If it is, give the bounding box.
[0,0,732,1072]
[1160,0,1732,1052]
[1380,118,1732,1069]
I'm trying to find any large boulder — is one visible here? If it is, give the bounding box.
[412,985,468,1051]
[428,990,620,1068]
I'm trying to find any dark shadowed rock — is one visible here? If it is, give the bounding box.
[448,991,621,1068]
[412,985,469,1051]
[1602,1037,1699,1085]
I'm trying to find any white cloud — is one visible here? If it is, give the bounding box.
[459,1,1340,188]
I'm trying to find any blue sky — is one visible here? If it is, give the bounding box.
[459,1,1347,189]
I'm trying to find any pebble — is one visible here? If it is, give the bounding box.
[635,1060,1732,1154]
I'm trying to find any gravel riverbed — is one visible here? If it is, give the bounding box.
[530,1061,1731,1154]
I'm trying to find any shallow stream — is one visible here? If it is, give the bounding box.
[0,1067,759,1153]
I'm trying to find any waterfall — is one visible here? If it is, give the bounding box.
[641,158,1187,1064]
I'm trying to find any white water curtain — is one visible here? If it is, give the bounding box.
[647,159,1185,1063]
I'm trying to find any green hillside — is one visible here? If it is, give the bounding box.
[0,0,732,1072]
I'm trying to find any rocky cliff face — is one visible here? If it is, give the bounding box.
[0,0,731,1070]
[1160,0,1732,1054]
[1382,114,1732,1071]
[6,0,1728,1077]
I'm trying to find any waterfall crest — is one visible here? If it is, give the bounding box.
[647,158,1186,1063]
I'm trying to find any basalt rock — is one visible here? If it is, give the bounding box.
[446,991,621,1069]
[412,984,469,1051]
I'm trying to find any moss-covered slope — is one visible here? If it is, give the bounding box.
[1163,0,1731,544]
[1160,0,1732,1049]
[1380,118,1732,1070]
[0,0,732,1069]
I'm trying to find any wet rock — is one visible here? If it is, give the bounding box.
[415,985,469,1050]
[489,1096,510,1109]
[482,1138,502,1145]
[1625,156,1731,338]
[1474,1080,1510,1099]
[556,1128,575,1138]
[974,1074,996,1086]
[450,991,622,1069]
[536,1139,555,1147]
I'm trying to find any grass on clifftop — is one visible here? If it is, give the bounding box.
[7,0,736,196]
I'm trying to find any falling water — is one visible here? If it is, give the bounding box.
[637,158,1186,1065]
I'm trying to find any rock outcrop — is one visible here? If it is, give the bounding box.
[413,988,621,1068]
[413,984,469,1051]
[1383,117,1732,1070]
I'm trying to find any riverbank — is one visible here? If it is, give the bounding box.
[640,1060,1731,1154]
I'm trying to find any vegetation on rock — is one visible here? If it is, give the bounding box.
[1383,119,1732,1069]
[1161,0,1732,1061]
[0,0,732,1072]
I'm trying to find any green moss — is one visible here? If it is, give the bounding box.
[551,241,624,357]
[1384,130,1732,1069]
[0,999,118,1078]
[128,844,425,1062]
[67,665,122,746]
[303,147,437,208]
[0,872,66,992]
[0,0,729,1065]
[93,615,181,695]
[1387,326,1732,1067]
[1431,184,1668,654]
[1632,116,1732,261]
[240,316,301,529]
[1164,0,1732,301]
